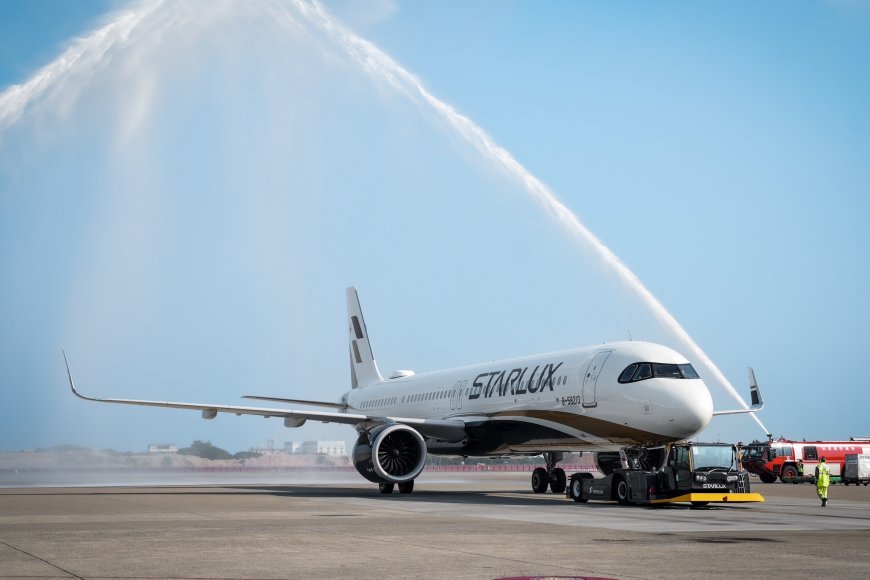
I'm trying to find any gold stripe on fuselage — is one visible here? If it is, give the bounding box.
[485,410,679,446]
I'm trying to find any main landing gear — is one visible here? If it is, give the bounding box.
[379,480,415,494]
[531,452,566,494]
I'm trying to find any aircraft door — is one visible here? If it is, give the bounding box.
[451,380,466,411]
[582,350,612,408]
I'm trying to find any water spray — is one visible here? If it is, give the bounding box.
[0,1,163,131]
[0,0,769,436]
[293,0,769,435]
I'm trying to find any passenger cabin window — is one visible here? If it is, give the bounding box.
[618,361,701,383]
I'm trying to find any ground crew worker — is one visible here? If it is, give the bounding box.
[797,459,804,477]
[815,457,831,507]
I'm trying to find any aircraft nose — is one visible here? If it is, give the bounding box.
[674,380,713,436]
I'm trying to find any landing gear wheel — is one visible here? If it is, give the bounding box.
[569,473,588,503]
[531,467,550,493]
[759,473,776,484]
[550,468,566,494]
[378,482,394,494]
[398,480,415,494]
[614,476,630,505]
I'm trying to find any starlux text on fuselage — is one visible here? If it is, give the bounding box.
[468,362,564,399]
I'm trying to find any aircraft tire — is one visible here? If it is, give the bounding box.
[398,480,415,494]
[378,482,395,494]
[550,468,566,494]
[759,473,777,484]
[569,473,588,503]
[531,467,550,493]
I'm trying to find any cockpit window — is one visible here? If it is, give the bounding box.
[618,364,638,383]
[679,364,699,379]
[635,363,652,381]
[618,361,701,383]
[652,363,682,379]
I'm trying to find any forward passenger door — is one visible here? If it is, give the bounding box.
[582,351,612,408]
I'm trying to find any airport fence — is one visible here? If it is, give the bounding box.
[0,463,598,474]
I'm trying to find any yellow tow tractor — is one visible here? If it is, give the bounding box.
[567,442,765,507]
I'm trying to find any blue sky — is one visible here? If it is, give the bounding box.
[1,0,868,454]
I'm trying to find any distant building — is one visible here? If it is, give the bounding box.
[316,441,347,456]
[249,446,286,456]
[298,441,319,455]
[285,440,347,456]
[250,437,286,455]
[147,444,177,454]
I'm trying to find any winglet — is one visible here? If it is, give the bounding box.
[748,367,764,411]
[712,367,765,416]
[64,350,98,402]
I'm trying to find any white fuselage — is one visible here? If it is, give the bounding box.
[344,340,713,455]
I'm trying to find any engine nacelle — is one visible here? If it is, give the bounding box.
[353,424,427,484]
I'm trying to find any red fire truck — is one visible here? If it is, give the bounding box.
[741,438,870,483]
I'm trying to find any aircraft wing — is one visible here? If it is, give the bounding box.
[65,354,467,442]
[242,395,347,409]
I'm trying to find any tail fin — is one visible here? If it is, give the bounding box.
[347,287,384,388]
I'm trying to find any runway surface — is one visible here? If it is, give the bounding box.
[1,472,869,579]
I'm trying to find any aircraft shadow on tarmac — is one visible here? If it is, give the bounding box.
[227,485,762,511]
[235,485,570,507]
[1,487,554,508]
[0,485,761,511]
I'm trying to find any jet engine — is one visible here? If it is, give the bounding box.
[353,424,427,484]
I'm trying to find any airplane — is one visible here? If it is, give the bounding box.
[65,287,764,495]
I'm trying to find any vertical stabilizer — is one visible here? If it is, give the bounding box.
[347,287,384,388]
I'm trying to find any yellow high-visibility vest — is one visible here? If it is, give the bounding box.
[816,463,831,487]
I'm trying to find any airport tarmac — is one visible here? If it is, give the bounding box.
[1,472,869,579]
